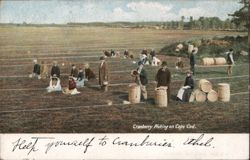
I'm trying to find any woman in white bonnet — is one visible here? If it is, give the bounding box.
[46,74,62,92]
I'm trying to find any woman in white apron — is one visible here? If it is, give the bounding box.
[176,70,194,102]
[47,74,62,92]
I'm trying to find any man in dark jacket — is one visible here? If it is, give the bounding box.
[135,61,148,101]
[51,61,60,78]
[155,61,171,102]
[32,59,41,79]
[149,48,156,59]
[190,50,196,75]
[226,48,235,76]
[70,64,78,79]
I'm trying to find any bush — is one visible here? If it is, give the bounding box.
[159,36,249,63]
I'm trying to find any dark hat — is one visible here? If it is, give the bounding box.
[229,48,233,51]
[100,56,105,60]
[161,61,167,66]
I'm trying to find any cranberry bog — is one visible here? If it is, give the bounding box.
[0,26,249,133]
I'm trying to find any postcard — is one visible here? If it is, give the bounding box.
[0,0,249,159]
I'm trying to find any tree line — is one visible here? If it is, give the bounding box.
[1,0,248,32]
[155,16,246,31]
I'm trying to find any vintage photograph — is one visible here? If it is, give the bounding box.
[0,0,249,133]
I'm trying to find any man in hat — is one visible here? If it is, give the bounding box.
[176,70,194,102]
[226,48,235,76]
[155,61,171,102]
[99,56,109,91]
[135,61,148,101]
[70,64,78,80]
[51,61,60,78]
[190,50,196,75]
[31,59,41,79]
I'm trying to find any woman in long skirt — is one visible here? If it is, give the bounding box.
[176,70,194,102]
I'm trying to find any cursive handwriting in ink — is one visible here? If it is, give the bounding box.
[113,135,173,147]
[45,137,95,154]
[183,134,214,147]
[12,137,51,155]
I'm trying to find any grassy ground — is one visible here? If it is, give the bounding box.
[0,26,249,133]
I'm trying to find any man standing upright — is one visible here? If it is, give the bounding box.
[135,61,148,101]
[190,50,196,75]
[51,61,60,78]
[99,56,109,92]
[150,48,156,59]
[226,48,235,76]
[155,61,171,102]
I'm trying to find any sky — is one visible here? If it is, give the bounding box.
[0,0,243,24]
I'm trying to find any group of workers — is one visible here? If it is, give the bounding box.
[133,58,194,103]
[31,60,98,95]
[131,47,235,103]
[30,47,235,102]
